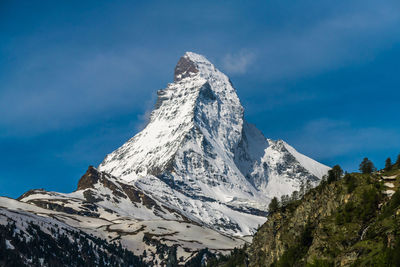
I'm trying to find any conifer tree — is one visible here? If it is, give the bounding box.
[280,194,289,206]
[268,197,279,213]
[305,179,312,193]
[291,190,299,201]
[359,157,376,174]
[299,180,305,197]
[327,165,343,183]
[385,157,392,171]
[396,154,400,167]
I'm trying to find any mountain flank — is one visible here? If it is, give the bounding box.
[212,158,400,266]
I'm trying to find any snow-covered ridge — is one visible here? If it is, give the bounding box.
[14,167,249,264]
[97,52,330,235]
[282,141,330,179]
[99,52,245,181]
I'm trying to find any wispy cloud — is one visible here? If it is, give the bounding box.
[134,91,157,132]
[222,50,255,74]
[0,46,169,136]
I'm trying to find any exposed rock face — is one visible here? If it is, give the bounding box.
[249,182,346,266]
[22,166,184,220]
[248,170,400,266]
[174,55,199,81]
[76,165,100,190]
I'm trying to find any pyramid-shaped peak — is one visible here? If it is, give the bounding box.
[174,52,215,82]
[183,52,212,65]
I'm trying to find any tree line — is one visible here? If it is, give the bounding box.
[268,153,400,214]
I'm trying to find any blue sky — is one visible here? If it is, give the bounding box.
[1,0,400,198]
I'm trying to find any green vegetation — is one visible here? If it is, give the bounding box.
[344,173,357,193]
[205,246,248,267]
[306,258,333,267]
[241,154,400,266]
[268,197,279,214]
[359,157,376,174]
[385,157,393,171]
[0,222,146,267]
[271,223,314,267]
[327,165,343,183]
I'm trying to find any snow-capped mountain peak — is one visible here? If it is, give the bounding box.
[4,52,331,265]
[99,52,244,181]
[175,52,224,82]
[97,52,330,235]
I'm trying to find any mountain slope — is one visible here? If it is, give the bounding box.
[17,167,247,265]
[247,167,400,266]
[98,52,329,235]
[0,197,146,266]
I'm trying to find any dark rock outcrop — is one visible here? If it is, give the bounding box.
[174,55,199,81]
[76,166,100,191]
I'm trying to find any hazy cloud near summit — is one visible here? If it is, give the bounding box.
[0,46,171,136]
[222,50,255,75]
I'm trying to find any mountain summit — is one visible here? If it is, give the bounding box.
[98,52,330,235]
[99,52,244,181]
[2,52,330,265]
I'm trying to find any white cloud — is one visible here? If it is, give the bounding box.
[222,50,255,74]
[0,47,168,136]
[135,106,153,132]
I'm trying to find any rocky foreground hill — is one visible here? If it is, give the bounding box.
[212,162,400,266]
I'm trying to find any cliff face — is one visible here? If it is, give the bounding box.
[249,182,345,266]
[248,168,400,266]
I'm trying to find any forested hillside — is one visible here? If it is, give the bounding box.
[212,156,400,266]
